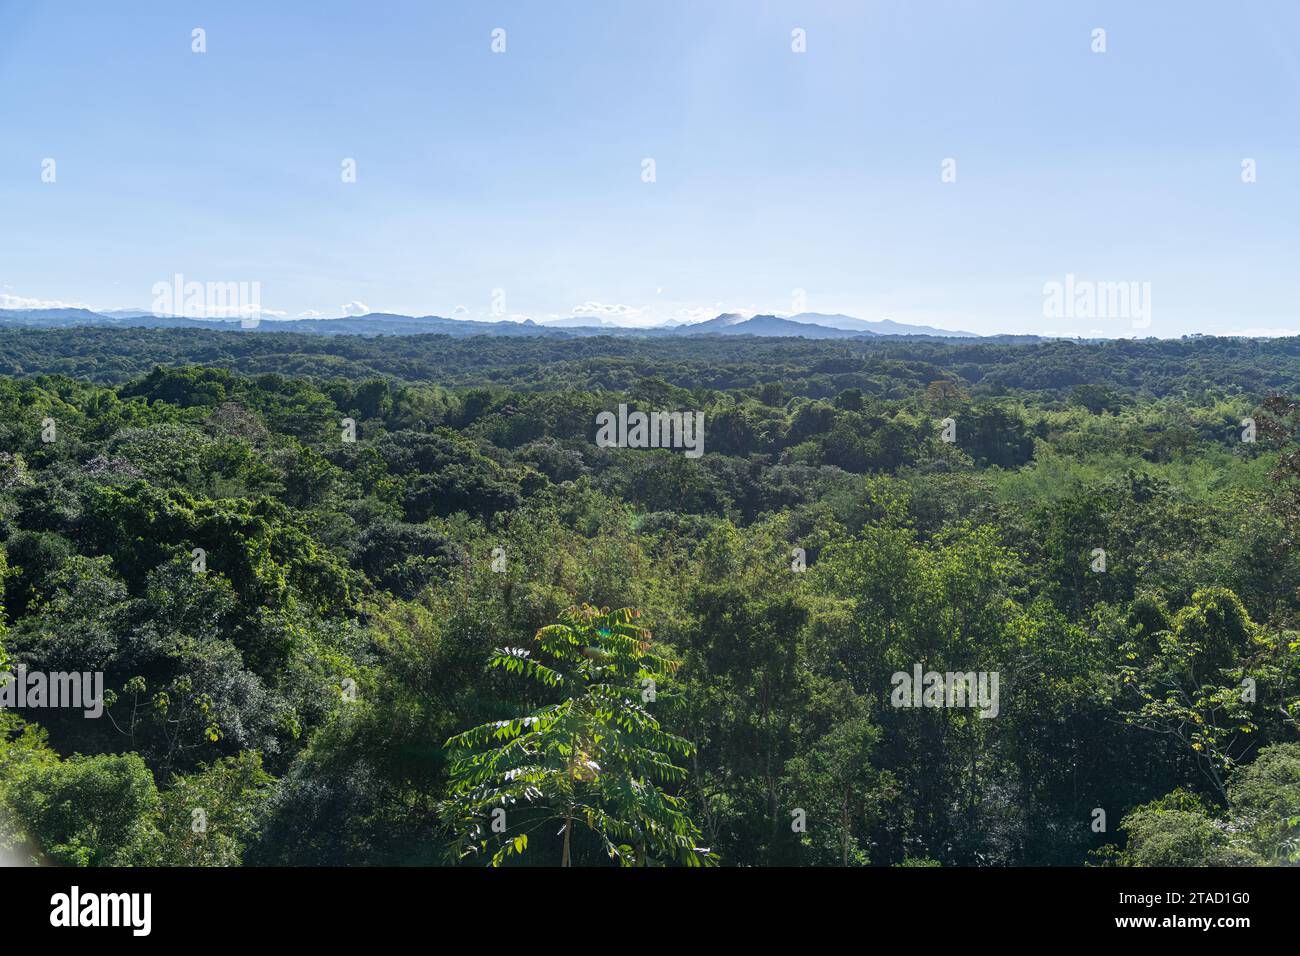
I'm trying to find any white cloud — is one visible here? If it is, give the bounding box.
[0,290,303,320]
[0,293,94,310]
[569,300,688,328]
[558,300,761,328]
[297,309,324,318]
[204,305,288,319]
[673,306,724,325]
[341,301,370,317]
[671,304,756,325]
[572,301,643,321]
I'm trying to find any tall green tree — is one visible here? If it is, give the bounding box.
[442,606,712,866]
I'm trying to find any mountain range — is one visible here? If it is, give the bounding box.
[666,312,978,338]
[0,308,981,339]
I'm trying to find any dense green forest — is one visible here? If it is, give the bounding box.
[0,328,1297,867]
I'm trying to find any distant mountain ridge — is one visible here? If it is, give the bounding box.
[674,314,867,338]
[0,307,981,340]
[785,312,979,338]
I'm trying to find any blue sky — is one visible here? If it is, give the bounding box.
[1,0,1297,336]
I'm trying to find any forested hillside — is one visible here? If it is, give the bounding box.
[0,327,1296,396]
[0,329,1297,866]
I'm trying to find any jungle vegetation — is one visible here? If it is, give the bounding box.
[0,329,1297,866]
